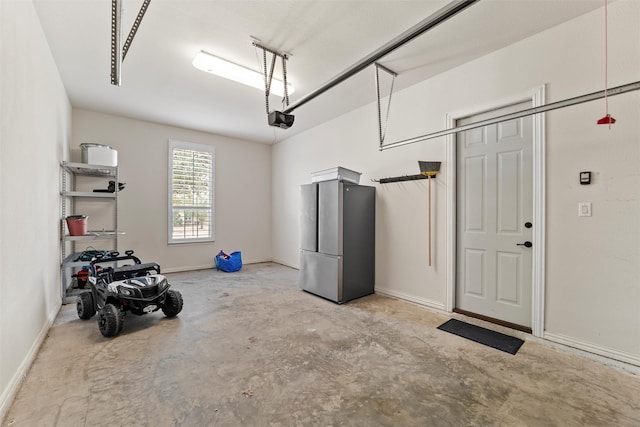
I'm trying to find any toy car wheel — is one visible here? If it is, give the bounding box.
[98,303,124,337]
[161,290,183,317]
[76,292,96,320]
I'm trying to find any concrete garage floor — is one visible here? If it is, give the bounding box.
[4,263,640,426]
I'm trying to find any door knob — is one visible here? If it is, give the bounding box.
[517,241,533,248]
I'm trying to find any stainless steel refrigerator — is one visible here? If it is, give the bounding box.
[299,179,375,303]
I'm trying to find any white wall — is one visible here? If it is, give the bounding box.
[0,7,637,422]
[272,1,640,364]
[72,110,272,272]
[0,0,71,417]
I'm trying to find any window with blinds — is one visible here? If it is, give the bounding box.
[168,140,215,243]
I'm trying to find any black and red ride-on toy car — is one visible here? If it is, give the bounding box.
[76,250,183,337]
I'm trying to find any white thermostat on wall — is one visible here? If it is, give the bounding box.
[579,171,591,185]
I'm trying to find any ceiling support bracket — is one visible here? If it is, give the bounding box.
[253,41,291,112]
[111,0,152,86]
[253,42,295,128]
[123,0,152,61]
[110,0,122,86]
[375,63,398,148]
[252,42,290,61]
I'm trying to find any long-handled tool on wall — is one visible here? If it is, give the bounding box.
[419,161,441,266]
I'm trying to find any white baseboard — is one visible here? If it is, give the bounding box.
[270,258,299,270]
[0,305,60,423]
[163,264,215,273]
[376,289,640,371]
[244,258,277,266]
[544,332,640,369]
[163,258,274,274]
[375,287,447,312]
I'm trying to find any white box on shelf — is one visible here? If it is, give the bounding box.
[80,143,118,167]
[311,167,361,184]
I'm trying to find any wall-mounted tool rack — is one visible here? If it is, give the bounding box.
[372,174,436,184]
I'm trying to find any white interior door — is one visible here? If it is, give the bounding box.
[456,102,533,328]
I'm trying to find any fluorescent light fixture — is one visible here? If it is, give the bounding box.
[193,50,294,97]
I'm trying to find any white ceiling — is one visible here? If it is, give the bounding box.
[33,0,605,144]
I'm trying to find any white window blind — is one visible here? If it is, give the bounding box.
[168,140,215,243]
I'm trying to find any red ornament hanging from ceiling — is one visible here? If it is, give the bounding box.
[597,0,616,127]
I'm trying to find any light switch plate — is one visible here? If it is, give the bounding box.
[578,202,592,217]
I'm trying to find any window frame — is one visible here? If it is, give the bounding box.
[167,139,215,244]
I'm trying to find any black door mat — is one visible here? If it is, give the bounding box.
[437,318,525,355]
